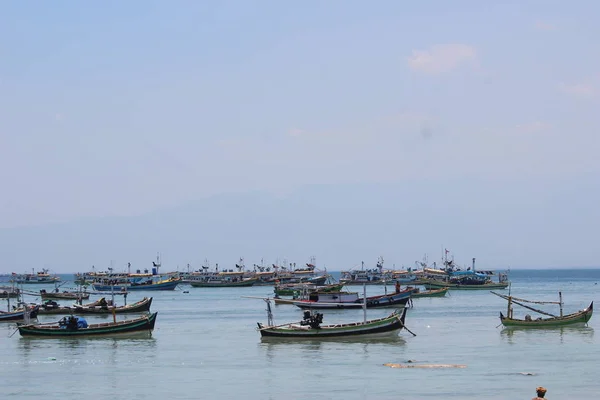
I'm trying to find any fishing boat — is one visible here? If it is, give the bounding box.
[0,305,40,322]
[12,269,60,284]
[274,281,343,297]
[188,273,258,288]
[492,291,593,328]
[256,297,409,339]
[91,276,181,291]
[17,312,158,338]
[409,287,449,298]
[422,260,509,290]
[292,288,412,310]
[423,279,509,290]
[340,257,393,285]
[38,297,153,315]
[0,286,20,299]
[40,289,90,301]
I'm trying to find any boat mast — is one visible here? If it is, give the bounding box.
[362,283,367,323]
[559,292,563,317]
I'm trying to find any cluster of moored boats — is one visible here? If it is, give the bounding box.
[0,253,594,338]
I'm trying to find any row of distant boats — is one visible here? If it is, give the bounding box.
[0,260,593,340]
[3,254,511,292]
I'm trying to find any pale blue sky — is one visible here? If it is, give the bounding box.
[1,1,599,271]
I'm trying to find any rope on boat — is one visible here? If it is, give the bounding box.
[509,299,557,318]
[403,325,417,337]
[490,291,561,305]
[491,292,557,317]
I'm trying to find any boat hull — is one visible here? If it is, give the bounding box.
[258,309,406,338]
[18,312,158,337]
[411,287,449,298]
[293,291,411,310]
[41,293,90,300]
[38,298,153,315]
[0,306,39,322]
[274,283,344,297]
[423,281,509,290]
[189,278,257,288]
[500,302,593,328]
[92,280,180,291]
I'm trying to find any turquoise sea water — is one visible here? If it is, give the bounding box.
[1,269,599,399]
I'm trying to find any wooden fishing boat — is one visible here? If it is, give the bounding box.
[274,282,344,297]
[257,299,408,338]
[492,291,594,328]
[293,289,412,310]
[423,279,509,290]
[91,276,180,291]
[17,312,158,338]
[12,269,60,284]
[189,276,258,288]
[0,286,20,299]
[409,287,449,298]
[40,289,90,300]
[38,297,153,315]
[0,306,40,322]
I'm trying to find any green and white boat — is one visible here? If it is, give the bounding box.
[17,312,158,338]
[492,291,593,328]
[409,287,449,298]
[255,295,409,339]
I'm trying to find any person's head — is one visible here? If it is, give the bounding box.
[536,387,547,398]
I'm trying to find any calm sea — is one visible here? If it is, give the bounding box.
[1,269,599,399]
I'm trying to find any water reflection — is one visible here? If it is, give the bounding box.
[260,335,406,364]
[501,326,595,344]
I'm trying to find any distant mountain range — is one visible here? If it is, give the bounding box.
[1,179,597,273]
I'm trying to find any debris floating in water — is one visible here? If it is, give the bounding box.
[384,363,466,369]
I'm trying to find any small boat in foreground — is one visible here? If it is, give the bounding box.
[492,291,593,328]
[17,312,158,338]
[257,298,409,339]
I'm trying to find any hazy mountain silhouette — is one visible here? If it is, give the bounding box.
[1,179,597,273]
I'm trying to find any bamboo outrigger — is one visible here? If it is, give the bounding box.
[492,291,593,328]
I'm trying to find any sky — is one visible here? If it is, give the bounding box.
[1,1,599,271]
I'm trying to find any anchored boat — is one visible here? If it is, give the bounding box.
[0,306,39,322]
[17,312,158,338]
[38,297,153,315]
[255,297,411,339]
[292,288,412,310]
[492,291,593,328]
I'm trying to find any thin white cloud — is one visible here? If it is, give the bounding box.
[407,44,477,74]
[514,121,553,133]
[288,128,306,137]
[534,21,557,31]
[559,82,595,98]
